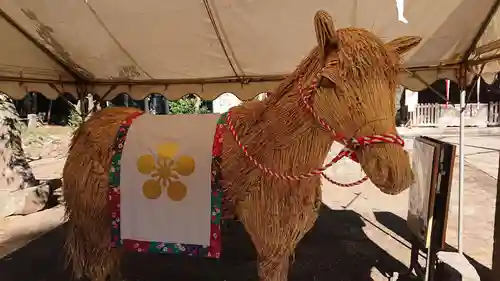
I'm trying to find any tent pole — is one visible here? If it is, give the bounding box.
[457,64,470,255]
[458,89,465,254]
[477,77,480,107]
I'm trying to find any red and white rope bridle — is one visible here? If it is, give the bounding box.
[225,72,404,187]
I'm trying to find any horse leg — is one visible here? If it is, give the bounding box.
[257,252,292,281]
[64,219,122,281]
[86,247,122,281]
[238,183,321,281]
[64,156,123,281]
[64,220,85,280]
[256,210,319,281]
[64,215,122,281]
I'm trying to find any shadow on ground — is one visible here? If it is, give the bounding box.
[374,211,493,281]
[0,205,409,281]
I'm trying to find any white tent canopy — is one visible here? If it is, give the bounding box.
[1,0,500,101]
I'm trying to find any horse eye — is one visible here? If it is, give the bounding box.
[318,77,336,88]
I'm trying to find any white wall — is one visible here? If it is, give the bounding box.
[212,92,267,113]
[212,93,242,113]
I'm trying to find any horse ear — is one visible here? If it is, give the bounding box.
[386,36,422,56]
[314,10,338,60]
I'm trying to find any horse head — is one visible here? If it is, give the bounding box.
[310,10,421,194]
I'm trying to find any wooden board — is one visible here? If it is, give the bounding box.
[406,137,441,247]
[407,136,456,281]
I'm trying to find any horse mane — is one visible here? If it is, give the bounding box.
[265,47,323,105]
[231,46,323,132]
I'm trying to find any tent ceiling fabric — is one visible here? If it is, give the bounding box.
[471,2,500,84]
[1,0,500,100]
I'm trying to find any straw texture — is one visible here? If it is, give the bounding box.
[62,11,420,281]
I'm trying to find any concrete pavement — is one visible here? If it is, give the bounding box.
[322,127,498,278]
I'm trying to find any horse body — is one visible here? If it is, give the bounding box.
[63,11,421,281]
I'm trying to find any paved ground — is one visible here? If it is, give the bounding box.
[0,127,498,281]
[322,127,499,280]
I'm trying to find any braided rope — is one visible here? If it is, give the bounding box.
[224,74,405,186]
[322,173,369,187]
[225,111,403,183]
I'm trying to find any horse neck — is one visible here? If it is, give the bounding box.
[233,49,334,169]
[263,83,333,161]
[228,88,327,175]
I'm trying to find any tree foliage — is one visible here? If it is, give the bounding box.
[169,96,210,114]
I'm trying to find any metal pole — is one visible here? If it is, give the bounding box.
[477,77,480,107]
[458,89,466,253]
[152,95,158,114]
[445,79,450,108]
[144,96,150,114]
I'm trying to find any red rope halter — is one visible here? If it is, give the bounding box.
[225,73,404,187]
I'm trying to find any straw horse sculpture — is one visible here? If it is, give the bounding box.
[63,11,420,281]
